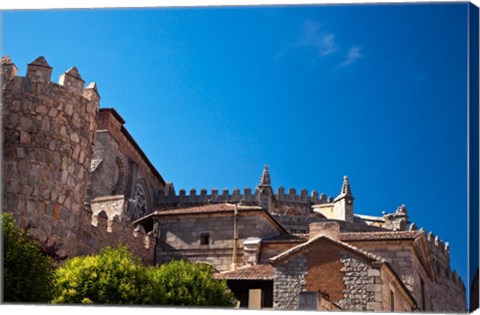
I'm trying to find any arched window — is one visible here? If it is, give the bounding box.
[112,157,126,195]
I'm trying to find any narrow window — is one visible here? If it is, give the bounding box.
[390,290,395,311]
[420,279,426,310]
[200,233,210,245]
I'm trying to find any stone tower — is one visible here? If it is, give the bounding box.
[2,56,99,257]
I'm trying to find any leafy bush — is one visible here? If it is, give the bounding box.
[51,246,235,306]
[151,260,236,306]
[51,246,155,304]
[2,212,54,303]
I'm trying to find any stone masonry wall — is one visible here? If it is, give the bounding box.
[95,109,165,205]
[347,239,466,311]
[156,212,282,271]
[273,254,307,310]
[381,267,414,312]
[76,204,155,264]
[337,256,382,311]
[89,130,128,198]
[430,273,466,312]
[2,56,99,258]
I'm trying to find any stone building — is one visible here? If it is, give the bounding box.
[1,56,467,311]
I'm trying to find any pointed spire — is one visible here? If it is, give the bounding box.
[259,165,271,186]
[340,175,353,197]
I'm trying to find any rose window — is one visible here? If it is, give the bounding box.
[133,184,147,219]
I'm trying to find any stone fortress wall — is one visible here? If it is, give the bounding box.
[1,56,155,262]
[2,56,99,257]
[424,230,466,311]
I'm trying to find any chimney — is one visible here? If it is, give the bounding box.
[309,221,340,240]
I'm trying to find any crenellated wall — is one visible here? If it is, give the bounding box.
[156,186,333,234]
[77,200,155,264]
[2,56,99,258]
[423,230,466,311]
[157,186,329,207]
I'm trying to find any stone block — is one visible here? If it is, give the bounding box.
[366,284,382,292]
[26,200,36,214]
[396,251,411,257]
[367,302,382,310]
[19,130,31,144]
[6,180,21,194]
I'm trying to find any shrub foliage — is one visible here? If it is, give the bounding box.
[52,246,236,306]
[151,259,236,306]
[2,212,54,303]
[52,246,154,304]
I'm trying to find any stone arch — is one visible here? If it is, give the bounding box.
[112,155,128,195]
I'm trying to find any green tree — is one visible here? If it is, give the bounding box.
[2,212,54,303]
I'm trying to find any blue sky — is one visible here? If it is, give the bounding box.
[2,2,472,294]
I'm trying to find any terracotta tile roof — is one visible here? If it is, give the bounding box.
[215,264,275,280]
[262,233,307,243]
[132,203,289,235]
[340,231,423,241]
[149,203,262,216]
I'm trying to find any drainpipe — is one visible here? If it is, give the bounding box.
[231,202,238,271]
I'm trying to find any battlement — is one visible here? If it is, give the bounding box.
[411,226,464,291]
[425,229,450,257]
[408,223,450,257]
[156,186,330,207]
[78,201,155,264]
[1,56,100,105]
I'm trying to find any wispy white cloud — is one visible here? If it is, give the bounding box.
[275,20,337,62]
[275,20,364,70]
[299,20,337,57]
[338,46,363,68]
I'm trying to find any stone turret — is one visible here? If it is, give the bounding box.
[2,56,100,258]
[256,165,273,212]
[333,176,355,222]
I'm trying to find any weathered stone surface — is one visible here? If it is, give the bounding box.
[273,255,307,310]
